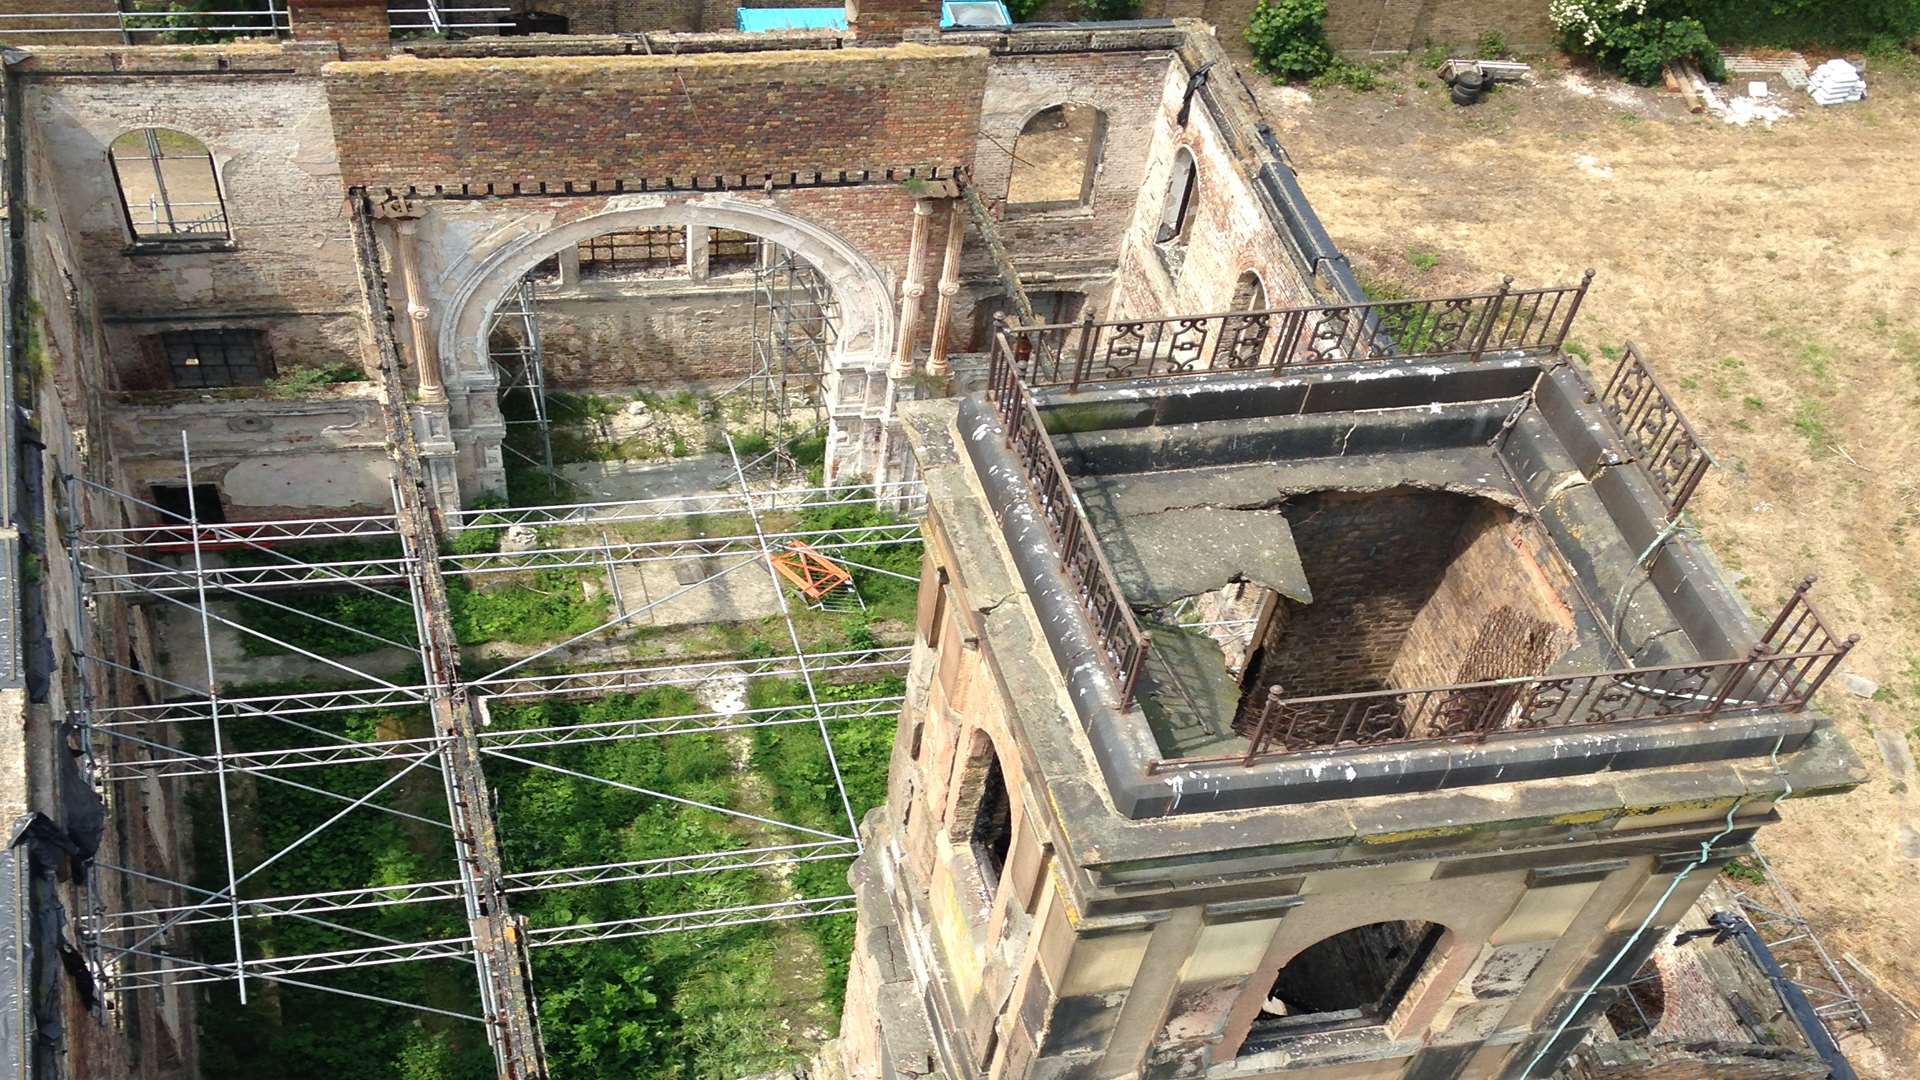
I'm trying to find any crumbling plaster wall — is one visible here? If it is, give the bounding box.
[526,276,764,387]
[107,386,394,515]
[10,83,195,1077]
[1109,49,1319,324]
[21,46,373,386]
[957,46,1177,339]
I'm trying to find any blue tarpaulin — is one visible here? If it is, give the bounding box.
[736,7,848,31]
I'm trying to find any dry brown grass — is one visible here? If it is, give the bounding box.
[1251,51,1920,1071]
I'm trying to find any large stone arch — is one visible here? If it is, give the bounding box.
[424,194,899,495]
[435,193,894,382]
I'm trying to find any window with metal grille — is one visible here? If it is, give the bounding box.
[109,128,231,243]
[708,228,763,275]
[161,329,270,388]
[577,226,686,277]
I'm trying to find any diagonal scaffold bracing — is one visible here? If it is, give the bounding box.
[61,436,925,1077]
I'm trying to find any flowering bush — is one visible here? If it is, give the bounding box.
[1548,0,1725,85]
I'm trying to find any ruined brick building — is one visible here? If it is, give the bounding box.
[0,1,1866,1079]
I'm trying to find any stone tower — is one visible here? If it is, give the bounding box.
[837,342,1863,1079]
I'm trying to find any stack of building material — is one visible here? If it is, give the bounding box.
[1807,59,1866,105]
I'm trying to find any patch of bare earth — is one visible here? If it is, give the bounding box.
[1249,53,1920,1073]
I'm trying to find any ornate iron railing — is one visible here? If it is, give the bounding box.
[986,358,1152,709]
[989,273,1593,392]
[1144,578,1853,768]
[1594,342,1714,518]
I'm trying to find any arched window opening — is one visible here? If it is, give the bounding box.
[1155,148,1198,274]
[969,745,1012,889]
[1230,270,1266,311]
[1247,921,1445,1048]
[1604,959,1666,1040]
[110,129,229,242]
[1007,104,1108,211]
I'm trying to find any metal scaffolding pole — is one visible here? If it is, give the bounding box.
[61,366,923,1074]
[490,275,559,497]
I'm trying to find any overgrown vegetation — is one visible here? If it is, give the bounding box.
[1246,0,1379,88]
[1551,0,1920,86]
[264,363,366,400]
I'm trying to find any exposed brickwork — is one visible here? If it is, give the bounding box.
[1323,0,1557,55]
[1246,490,1478,704]
[322,45,987,191]
[965,48,1174,321]
[526,278,762,387]
[847,0,941,42]
[1111,52,1320,322]
[0,0,128,45]
[1388,503,1573,690]
[291,0,390,58]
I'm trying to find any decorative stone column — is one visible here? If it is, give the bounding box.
[892,199,935,381]
[927,201,965,379]
[376,198,446,403]
[371,197,462,511]
[876,199,935,491]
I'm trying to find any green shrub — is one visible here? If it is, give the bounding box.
[1074,0,1140,18]
[1548,0,1724,85]
[1309,57,1379,90]
[1247,0,1334,81]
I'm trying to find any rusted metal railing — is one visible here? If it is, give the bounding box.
[1593,341,1714,518]
[986,353,1152,709]
[989,273,1593,393]
[1147,578,1854,770]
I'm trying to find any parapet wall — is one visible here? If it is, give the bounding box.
[322,44,990,192]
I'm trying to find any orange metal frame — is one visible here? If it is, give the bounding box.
[770,543,852,601]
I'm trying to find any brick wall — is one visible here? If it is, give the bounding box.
[0,0,138,45]
[1244,490,1477,706]
[966,48,1174,321]
[1323,0,1556,55]
[522,278,763,386]
[1110,50,1320,324]
[291,0,390,57]
[322,45,987,191]
[1388,502,1573,690]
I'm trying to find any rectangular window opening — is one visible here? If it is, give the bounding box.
[161,328,270,388]
[577,226,687,280]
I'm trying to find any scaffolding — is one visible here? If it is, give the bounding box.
[1725,848,1872,1034]
[63,435,924,1076]
[490,276,559,496]
[736,249,840,482]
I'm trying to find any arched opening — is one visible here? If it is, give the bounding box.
[1007,103,1108,211]
[1247,921,1446,1046]
[1230,270,1266,311]
[482,218,837,504]
[1604,959,1666,1040]
[1154,147,1198,275]
[440,200,896,503]
[948,728,1013,900]
[109,128,228,242]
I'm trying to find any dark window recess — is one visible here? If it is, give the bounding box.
[162,329,270,388]
[1247,921,1445,1046]
[970,750,1013,890]
[1156,149,1198,246]
[708,228,763,274]
[578,226,686,277]
[149,484,225,525]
